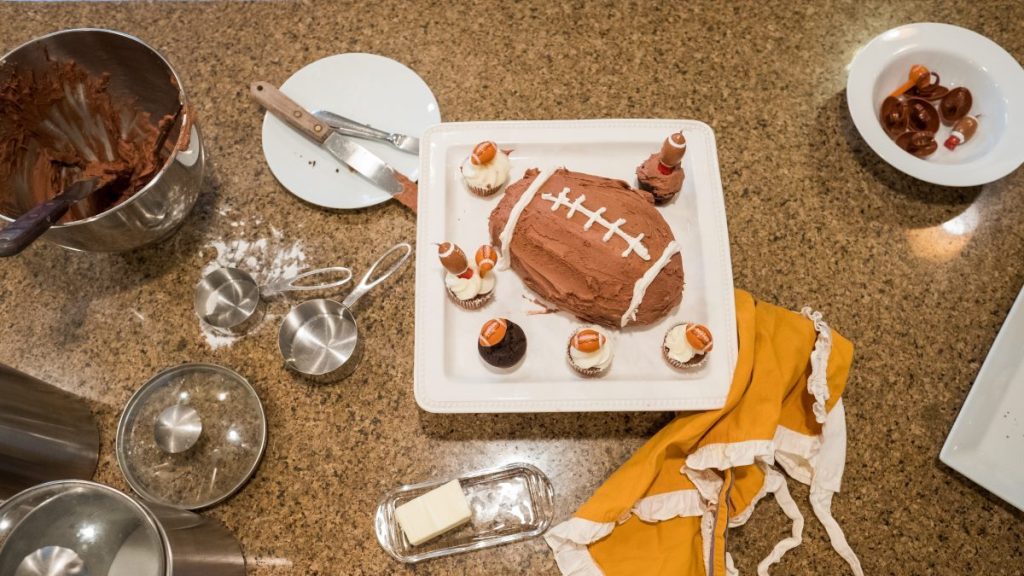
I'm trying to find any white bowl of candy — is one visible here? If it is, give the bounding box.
[847,22,1024,187]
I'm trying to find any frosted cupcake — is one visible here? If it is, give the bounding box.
[636,131,686,204]
[663,322,713,369]
[567,326,614,377]
[461,141,511,196]
[438,242,495,309]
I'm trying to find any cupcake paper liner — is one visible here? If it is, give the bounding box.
[447,287,494,310]
[566,338,610,378]
[460,164,505,197]
[662,344,708,369]
[468,183,502,197]
[662,322,710,370]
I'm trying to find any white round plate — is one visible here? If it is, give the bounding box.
[847,23,1024,187]
[261,53,441,209]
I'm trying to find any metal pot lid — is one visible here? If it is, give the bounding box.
[0,480,166,576]
[116,363,267,510]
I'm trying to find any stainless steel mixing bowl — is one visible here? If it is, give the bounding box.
[0,480,246,576]
[0,28,204,252]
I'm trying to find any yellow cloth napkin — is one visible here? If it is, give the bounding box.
[546,290,864,576]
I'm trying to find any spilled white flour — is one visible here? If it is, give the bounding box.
[199,220,307,350]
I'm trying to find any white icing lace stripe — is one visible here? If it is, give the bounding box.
[540,187,651,261]
[620,240,680,327]
[496,167,555,271]
[622,233,645,259]
[583,206,605,230]
[438,243,454,258]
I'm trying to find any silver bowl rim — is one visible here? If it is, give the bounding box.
[0,27,192,229]
[0,478,172,574]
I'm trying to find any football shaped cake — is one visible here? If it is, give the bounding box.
[488,167,684,328]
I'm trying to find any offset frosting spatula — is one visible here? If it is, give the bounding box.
[250,81,417,212]
[0,179,97,257]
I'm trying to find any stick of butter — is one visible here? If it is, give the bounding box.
[394,479,473,546]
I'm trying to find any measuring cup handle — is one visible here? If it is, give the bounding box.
[342,243,412,309]
[263,267,354,296]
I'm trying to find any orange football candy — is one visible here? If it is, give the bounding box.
[571,328,605,353]
[471,141,497,166]
[476,245,498,277]
[685,324,713,353]
[479,318,508,347]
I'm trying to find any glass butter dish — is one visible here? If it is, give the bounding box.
[375,463,555,563]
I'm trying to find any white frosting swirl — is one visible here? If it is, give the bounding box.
[444,264,495,301]
[479,270,495,294]
[445,271,481,300]
[569,327,614,370]
[461,150,511,192]
[665,324,698,363]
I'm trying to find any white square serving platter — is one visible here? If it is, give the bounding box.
[414,120,736,413]
[940,285,1024,511]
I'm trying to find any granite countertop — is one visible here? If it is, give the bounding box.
[1,1,1023,574]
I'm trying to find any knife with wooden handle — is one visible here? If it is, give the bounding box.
[250,81,417,212]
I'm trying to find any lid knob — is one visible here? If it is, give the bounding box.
[17,546,87,576]
[154,404,203,454]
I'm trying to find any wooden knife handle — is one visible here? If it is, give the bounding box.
[250,81,329,144]
[393,172,418,213]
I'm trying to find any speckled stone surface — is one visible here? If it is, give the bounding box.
[1,1,1023,574]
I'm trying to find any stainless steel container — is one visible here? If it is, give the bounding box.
[195,265,353,336]
[0,364,99,499]
[278,243,412,383]
[0,480,246,576]
[0,28,204,252]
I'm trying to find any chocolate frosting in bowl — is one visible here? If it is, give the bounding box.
[489,168,684,328]
[0,57,179,223]
[635,153,684,203]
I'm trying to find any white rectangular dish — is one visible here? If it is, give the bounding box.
[940,286,1024,511]
[414,120,736,413]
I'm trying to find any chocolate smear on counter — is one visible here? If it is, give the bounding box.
[0,57,180,222]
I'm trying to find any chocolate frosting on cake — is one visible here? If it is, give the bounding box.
[636,153,684,204]
[489,168,684,328]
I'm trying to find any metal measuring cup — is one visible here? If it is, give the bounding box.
[278,243,412,383]
[194,266,353,335]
